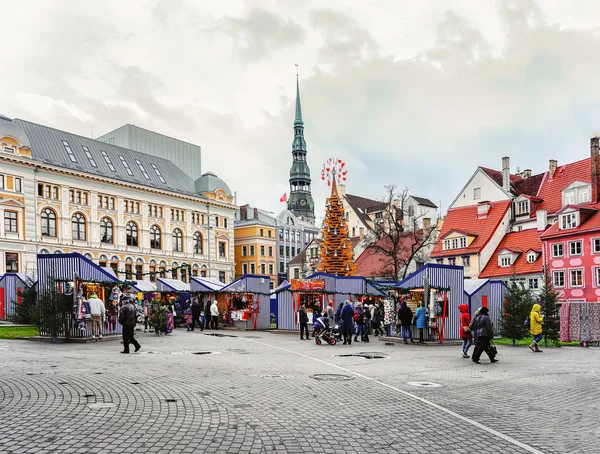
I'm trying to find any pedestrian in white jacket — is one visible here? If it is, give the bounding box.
[210,301,219,330]
[88,293,106,339]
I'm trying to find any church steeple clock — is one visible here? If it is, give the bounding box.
[287,75,315,223]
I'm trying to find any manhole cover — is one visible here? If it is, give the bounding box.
[406,381,443,388]
[336,352,388,359]
[310,374,355,381]
[205,333,237,338]
[93,372,103,375]
[131,382,141,385]
[88,402,116,409]
[165,399,177,403]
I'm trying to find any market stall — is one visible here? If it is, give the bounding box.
[156,278,191,331]
[219,275,270,330]
[37,253,123,339]
[396,264,464,342]
[463,279,507,332]
[190,276,225,308]
[0,273,35,320]
[560,302,600,345]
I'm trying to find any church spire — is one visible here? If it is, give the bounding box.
[294,75,303,126]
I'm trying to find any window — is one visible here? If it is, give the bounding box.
[250,263,255,274]
[224,218,228,229]
[125,263,133,280]
[279,262,285,273]
[71,213,86,240]
[243,263,248,274]
[4,211,17,233]
[150,225,161,249]
[451,238,458,249]
[260,246,265,256]
[286,246,290,257]
[279,246,284,256]
[564,190,575,205]
[500,256,511,267]
[294,268,300,279]
[125,200,140,214]
[3,146,14,153]
[101,151,116,172]
[151,164,166,184]
[193,232,203,254]
[0,175,3,189]
[5,253,18,272]
[242,246,247,257]
[560,213,578,230]
[268,230,272,238]
[100,218,113,244]
[149,265,156,282]
[41,208,57,237]
[552,270,565,288]
[136,264,143,281]
[180,267,187,283]
[62,140,77,163]
[126,222,138,247]
[218,242,226,258]
[219,271,226,283]
[527,252,537,263]
[14,178,21,193]
[551,243,564,258]
[578,190,590,203]
[570,269,583,287]
[596,268,600,287]
[459,237,467,248]
[436,259,443,264]
[119,156,134,176]
[261,264,266,274]
[473,187,481,200]
[134,160,150,180]
[569,241,582,256]
[448,257,456,266]
[81,145,97,167]
[516,200,529,215]
[462,256,470,267]
[215,216,219,227]
[260,229,264,237]
[172,229,183,252]
[250,245,255,256]
[268,246,273,257]
[529,278,539,290]
[594,239,600,254]
[285,230,289,241]
[269,264,274,275]
[279,229,283,240]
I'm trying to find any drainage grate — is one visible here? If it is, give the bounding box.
[336,352,388,359]
[205,333,237,338]
[93,372,103,375]
[171,351,214,355]
[165,398,177,403]
[310,374,355,381]
[131,382,141,385]
[83,394,95,398]
[406,381,443,388]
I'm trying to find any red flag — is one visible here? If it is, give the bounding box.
[280,193,288,203]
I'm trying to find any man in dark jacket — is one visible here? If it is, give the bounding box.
[118,296,141,354]
[190,299,202,331]
[471,307,498,364]
[372,305,384,337]
[341,300,355,345]
[360,305,371,342]
[299,304,309,340]
[397,301,414,344]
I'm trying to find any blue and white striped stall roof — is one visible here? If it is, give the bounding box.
[157,278,190,293]
[301,272,387,296]
[130,280,158,293]
[190,276,225,293]
[221,275,270,294]
[37,253,120,291]
[271,280,290,295]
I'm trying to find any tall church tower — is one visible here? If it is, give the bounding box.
[287,76,315,223]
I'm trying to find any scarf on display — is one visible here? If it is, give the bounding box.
[569,303,581,341]
[580,303,592,342]
[590,303,600,342]
[559,303,570,342]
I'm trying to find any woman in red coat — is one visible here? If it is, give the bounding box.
[459,304,472,358]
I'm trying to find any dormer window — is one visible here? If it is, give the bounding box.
[560,212,578,230]
[477,203,490,218]
[443,236,467,250]
[516,200,529,216]
[499,255,512,267]
[562,182,591,206]
[527,252,537,263]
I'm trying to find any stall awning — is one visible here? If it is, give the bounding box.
[271,280,290,294]
[131,280,157,293]
[37,253,121,289]
[396,263,464,293]
[190,276,225,293]
[221,275,270,295]
[463,279,489,296]
[157,278,190,293]
[101,267,118,280]
[302,272,387,296]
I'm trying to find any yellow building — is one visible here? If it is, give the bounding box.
[234,205,277,289]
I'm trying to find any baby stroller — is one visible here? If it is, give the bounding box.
[313,316,337,346]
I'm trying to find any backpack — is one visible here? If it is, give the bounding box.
[523,316,530,328]
[353,310,360,322]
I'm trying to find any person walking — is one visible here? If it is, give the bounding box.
[372,304,384,336]
[341,300,355,345]
[471,307,498,364]
[529,303,544,353]
[335,303,343,323]
[88,293,106,339]
[118,295,141,354]
[398,301,414,344]
[190,299,202,331]
[353,303,363,343]
[204,300,212,329]
[415,302,427,344]
[299,304,309,340]
[210,300,219,329]
[458,303,472,358]
[360,304,371,342]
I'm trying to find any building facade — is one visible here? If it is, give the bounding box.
[275,209,319,284]
[234,205,277,288]
[0,115,236,282]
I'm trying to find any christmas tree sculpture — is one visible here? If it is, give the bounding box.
[318,159,356,276]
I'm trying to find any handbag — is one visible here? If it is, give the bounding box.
[488,341,498,357]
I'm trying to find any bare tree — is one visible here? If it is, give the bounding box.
[361,186,438,282]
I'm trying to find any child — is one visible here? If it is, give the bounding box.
[184,308,193,331]
[200,311,207,331]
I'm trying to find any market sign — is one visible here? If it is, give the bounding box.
[291,279,326,291]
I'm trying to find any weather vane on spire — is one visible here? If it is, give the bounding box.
[295,63,298,76]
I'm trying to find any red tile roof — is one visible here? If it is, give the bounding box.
[431,200,511,258]
[355,230,425,279]
[480,229,543,278]
[540,202,600,239]
[534,157,591,216]
[479,167,544,197]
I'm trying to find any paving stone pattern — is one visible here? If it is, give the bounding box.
[0,333,597,453]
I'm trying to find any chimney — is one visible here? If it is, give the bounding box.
[502,156,510,192]
[522,169,531,179]
[549,159,557,179]
[240,205,248,221]
[338,184,346,196]
[253,207,258,219]
[423,218,431,237]
[536,209,548,232]
[592,137,600,203]
[359,227,364,240]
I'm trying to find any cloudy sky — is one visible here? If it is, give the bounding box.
[3,0,600,217]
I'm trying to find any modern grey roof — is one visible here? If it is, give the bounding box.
[8,118,218,198]
[194,171,232,196]
[0,115,31,148]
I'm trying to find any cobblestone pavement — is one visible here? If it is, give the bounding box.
[1,331,598,454]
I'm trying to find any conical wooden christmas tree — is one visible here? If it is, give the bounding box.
[318,173,356,276]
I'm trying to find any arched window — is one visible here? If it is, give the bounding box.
[71,213,86,241]
[150,225,161,249]
[126,222,138,246]
[193,232,203,254]
[100,218,113,244]
[172,229,183,252]
[41,208,57,237]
